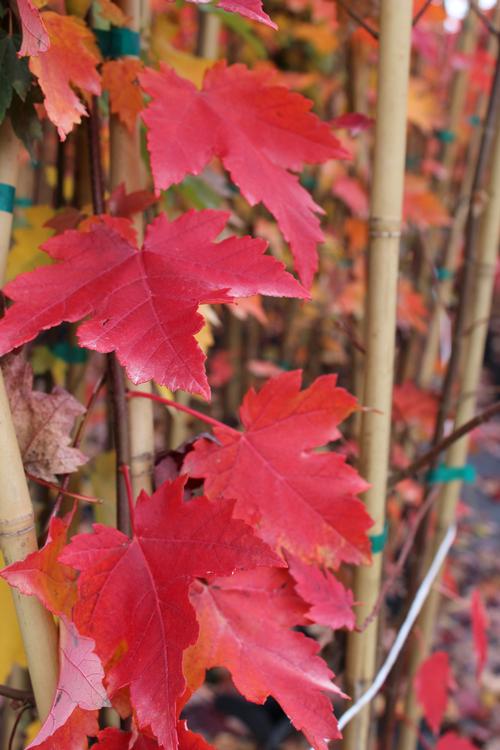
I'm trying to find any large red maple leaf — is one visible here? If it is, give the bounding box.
[139,62,349,288]
[60,477,280,750]
[0,210,306,398]
[184,568,345,750]
[184,371,372,567]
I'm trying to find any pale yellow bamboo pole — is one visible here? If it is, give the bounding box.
[0,118,59,720]
[196,10,221,59]
[108,0,154,496]
[418,14,480,387]
[398,105,500,750]
[342,4,413,749]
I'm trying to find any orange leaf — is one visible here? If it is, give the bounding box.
[96,0,128,26]
[102,59,144,133]
[30,12,101,140]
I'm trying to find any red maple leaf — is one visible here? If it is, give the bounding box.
[29,12,101,140]
[28,708,99,750]
[139,62,349,288]
[60,477,280,750]
[1,514,77,617]
[188,0,276,28]
[16,0,49,56]
[184,371,372,567]
[415,651,451,734]
[184,568,344,750]
[0,210,306,398]
[93,722,211,750]
[27,618,109,749]
[435,733,478,750]
[471,589,488,681]
[287,554,356,631]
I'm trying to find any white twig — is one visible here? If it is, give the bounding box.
[336,523,457,732]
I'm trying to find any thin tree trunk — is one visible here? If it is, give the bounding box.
[0,118,59,722]
[343,3,413,748]
[109,0,155,497]
[397,98,500,750]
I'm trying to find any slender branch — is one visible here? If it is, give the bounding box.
[108,356,132,537]
[470,1,500,37]
[0,685,34,705]
[335,0,379,39]
[119,464,135,529]
[127,390,239,434]
[390,400,500,485]
[8,702,32,750]
[26,473,102,504]
[52,371,107,513]
[87,97,132,537]
[357,489,439,632]
[412,0,433,27]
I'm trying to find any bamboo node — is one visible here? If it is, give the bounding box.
[369,217,402,238]
[0,512,35,539]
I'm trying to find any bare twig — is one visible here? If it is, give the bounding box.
[390,400,500,485]
[27,473,102,504]
[0,685,34,705]
[412,0,434,27]
[335,0,379,39]
[8,702,31,750]
[358,489,439,632]
[470,1,500,37]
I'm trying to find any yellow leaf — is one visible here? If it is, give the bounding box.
[0,553,27,684]
[151,14,213,88]
[7,205,54,282]
[31,345,68,386]
[195,305,216,354]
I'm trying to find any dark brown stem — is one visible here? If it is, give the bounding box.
[8,702,31,750]
[87,96,132,537]
[357,489,438,633]
[335,0,379,39]
[390,400,500,486]
[470,1,500,37]
[0,685,34,705]
[108,355,132,537]
[412,0,434,27]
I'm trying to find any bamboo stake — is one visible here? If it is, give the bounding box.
[397,99,500,750]
[196,10,221,59]
[342,3,413,748]
[109,0,155,497]
[0,119,59,721]
[418,13,481,387]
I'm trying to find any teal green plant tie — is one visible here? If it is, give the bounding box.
[436,129,456,143]
[370,522,388,554]
[52,341,88,364]
[469,115,481,127]
[436,267,454,281]
[0,183,15,213]
[94,27,140,59]
[14,197,33,208]
[427,463,476,484]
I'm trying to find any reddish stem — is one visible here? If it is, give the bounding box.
[126,390,239,434]
[27,472,102,504]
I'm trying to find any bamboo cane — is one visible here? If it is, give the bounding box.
[342,3,414,749]
[108,0,155,497]
[196,10,221,59]
[397,98,500,750]
[0,118,59,721]
[418,13,482,388]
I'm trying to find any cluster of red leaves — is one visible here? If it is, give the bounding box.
[1,371,371,749]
